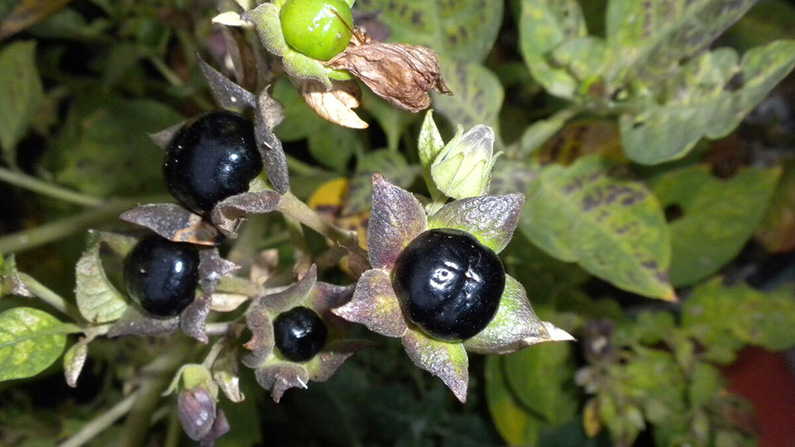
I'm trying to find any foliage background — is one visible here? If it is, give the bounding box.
[0,0,795,446]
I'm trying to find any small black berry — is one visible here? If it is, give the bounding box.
[273,306,328,362]
[391,228,505,341]
[123,234,200,317]
[164,110,263,215]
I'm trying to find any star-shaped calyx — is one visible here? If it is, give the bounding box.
[334,174,573,402]
[241,264,373,402]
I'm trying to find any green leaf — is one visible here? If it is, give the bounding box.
[503,342,579,422]
[0,40,43,165]
[688,362,723,409]
[519,0,586,98]
[75,241,128,324]
[606,0,758,82]
[621,41,795,164]
[519,107,579,154]
[271,77,326,142]
[551,36,612,86]
[53,97,183,197]
[432,59,503,145]
[650,164,781,286]
[344,150,417,215]
[0,307,76,382]
[356,0,503,62]
[361,88,420,152]
[683,279,795,356]
[522,156,674,300]
[308,123,363,172]
[484,355,541,446]
[63,338,88,388]
[418,110,446,201]
[0,0,75,40]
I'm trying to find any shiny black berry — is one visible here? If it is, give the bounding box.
[123,234,200,317]
[164,110,263,215]
[273,306,328,362]
[391,228,505,341]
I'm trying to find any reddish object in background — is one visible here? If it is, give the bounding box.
[724,347,795,447]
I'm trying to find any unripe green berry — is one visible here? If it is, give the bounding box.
[280,0,354,61]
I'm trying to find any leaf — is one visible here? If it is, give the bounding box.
[503,342,579,422]
[428,194,524,254]
[522,156,674,299]
[757,160,795,253]
[356,0,503,63]
[432,59,503,145]
[621,41,795,164]
[0,307,75,382]
[484,355,541,446]
[367,173,427,270]
[333,269,407,338]
[402,327,469,403]
[54,97,183,196]
[0,0,75,40]
[63,338,89,388]
[518,0,586,98]
[683,279,795,356]
[344,149,417,216]
[75,241,128,324]
[0,40,43,165]
[271,77,327,142]
[605,0,758,82]
[308,123,362,172]
[361,88,421,151]
[463,275,550,354]
[650,164,780,286]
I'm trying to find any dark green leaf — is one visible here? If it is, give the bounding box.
[432,58,503,145]
[272,77,326,142]
[0,307,77,382]
[344,150,417,215]
[361,89,421,152]
[503,341,579,422]
[650,164,780,286]
[605,0,758,82]
[484,355,541,446]
[356,0,503,63]
[522,156,674,300]
[53,97,183,196]
[0,40,43,165]
[307,123,362,172]
[0,0,75,40]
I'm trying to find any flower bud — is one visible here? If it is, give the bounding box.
[178,386,216,441]
[431,125,499,199]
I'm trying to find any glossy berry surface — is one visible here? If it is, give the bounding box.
[273,306,328,362]
[392,229,505,341]
[164,110,262,215]
[280,0,353,61]
[123,235,200,317]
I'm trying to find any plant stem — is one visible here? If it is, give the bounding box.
[0,167,104,207]
[57,391,140,447]
[18,273,85,323]
[0,196,168,254]
[118,340,190,447]
[276,192,363,256]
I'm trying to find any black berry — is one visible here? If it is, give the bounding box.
[391,228,505,341]
[164,110,263,215]
[273,306,328,362]
[123,234,200,317]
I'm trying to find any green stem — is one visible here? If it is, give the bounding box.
[0,167,104,207]
[276,192,362,254]
[57,391,140,447]
[0,196,169,254]
[18,273,85,324]
[118,340,190,447]
[285,155,322,177]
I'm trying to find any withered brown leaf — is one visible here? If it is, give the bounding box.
[296,78,368,129]
[326,41,452,113]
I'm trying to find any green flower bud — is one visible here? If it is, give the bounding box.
[430,125,500,199]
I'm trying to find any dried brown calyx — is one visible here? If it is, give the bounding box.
[325,29,452,113]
